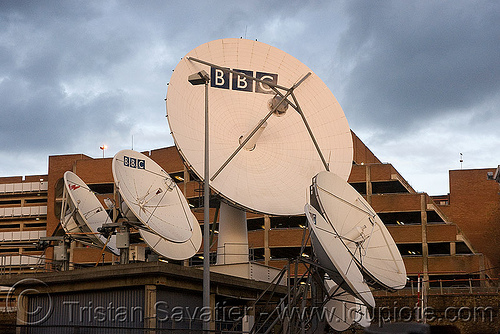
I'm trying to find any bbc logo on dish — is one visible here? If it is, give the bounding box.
[210,66,277,94]
[124,156,145,169]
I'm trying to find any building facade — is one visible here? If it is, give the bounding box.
[433,167,500,271]
[0,132,496,290]
[0,175,48,274]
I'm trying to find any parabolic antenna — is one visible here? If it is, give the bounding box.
[112,150,201,260]
[323,277,371,331]
[138,228,202,261]
[311,171,407,290]
[166,38,353,215]
[305,204,375,308]
[62,171,119,255]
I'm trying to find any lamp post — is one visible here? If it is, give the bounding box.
[100,144,107,158]
[188,70,211,332]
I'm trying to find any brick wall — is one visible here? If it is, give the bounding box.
[441,168,500,269]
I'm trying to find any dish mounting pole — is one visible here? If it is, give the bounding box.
[187,68,212,330]
[203,74,211,332]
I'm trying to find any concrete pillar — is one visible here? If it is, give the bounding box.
[479,255,486,286]
[366,165,372,204]
[69,240,75,270]
[144,285,157,333]
[16,293,28,334]
[242,301,255,332]
[420,194,429,289]
[210,292,216,332]
[183,165,189,199]
[216,202,248,265]
[264,215,271,266]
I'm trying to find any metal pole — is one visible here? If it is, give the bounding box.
[203,80,211,332]
[417,274,421,322]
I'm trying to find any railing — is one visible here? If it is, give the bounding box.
[0,254,46,274]
[0,324,236,334]
[0,206,47,218]
[0,181,48,194]
[373,277,500,296]
[0,230,46,242]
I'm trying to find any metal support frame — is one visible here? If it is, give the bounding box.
[248,226,369,333]
[187,57,330,181]
[249,258,328,334]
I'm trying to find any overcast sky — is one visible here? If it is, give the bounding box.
[1,1,498,195]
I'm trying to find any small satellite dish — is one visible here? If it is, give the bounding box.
[166,38,353,215]
[112,150,201,260]
[324,277,371,331]
[62,171,119,255]
[305,203,375,307]
[310,171,406,290]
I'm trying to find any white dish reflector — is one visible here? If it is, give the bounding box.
[139,227,202,261]
[311,171,407,290]
[62,171,119,255]
[305,204,375,307]
[112,150,201,260]
[324,277,371,331]
[166,38,353,215]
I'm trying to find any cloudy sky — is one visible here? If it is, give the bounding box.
[1,1,498,195]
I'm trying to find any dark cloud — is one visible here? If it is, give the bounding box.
[0,75,129,152]
[0,1,498,194]
[339,0,500,131]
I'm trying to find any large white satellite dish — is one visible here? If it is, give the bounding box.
[166,38,353,215]
[323,277,371,331]
[310,171,407,290]
[305,203,375,307]
[112,150,201,260]
[62,171,119,255]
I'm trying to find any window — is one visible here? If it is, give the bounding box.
[397,243,422,256]
[428,242,450,255]
[427,211,445,223]
[251,248,265,261]
[350,182,366,195]
[378,211,421,225]
[372,181,409,194]
[455,242,473,254]
[170,171,185,183]
[270,216,307,229]
[88,183,114,194]
[25,198,48,204]
[247,218,264,231]
[24,222,47,228]
[0,200,21,205]
[270,247,311,260]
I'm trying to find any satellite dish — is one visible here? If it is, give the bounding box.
[112,150,201,260]
[62,171,119,255]
[166,38,353,215]
[310,171,407,290]
[139,228,202,261]
[324,277,371,331]
[305,203,375,307]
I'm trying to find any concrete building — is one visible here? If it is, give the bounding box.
[433,167,500,272]
[1,261,285,333]
[0,132,496,285]
[0,175,48,273]
[1,132,499,333]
